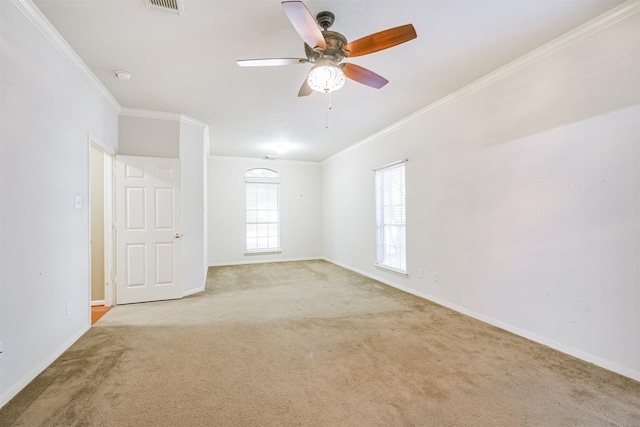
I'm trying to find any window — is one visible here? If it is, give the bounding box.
[375,161,406,273]
[245,168,280,253]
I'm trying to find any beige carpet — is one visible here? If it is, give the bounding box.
[1,260,639,426]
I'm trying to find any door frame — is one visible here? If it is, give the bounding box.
[88,135,116,309]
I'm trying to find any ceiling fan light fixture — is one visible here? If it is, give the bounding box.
[307,60,345,93]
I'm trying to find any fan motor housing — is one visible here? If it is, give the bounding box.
[304,30,347,64]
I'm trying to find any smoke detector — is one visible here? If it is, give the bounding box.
[115,70,131,80]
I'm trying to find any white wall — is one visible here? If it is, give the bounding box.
[118,115,179,158]
[322,10,640,379]
[0,0,118,405]
[118,113,209,296]
[180,120,208,295]
[208,156,322,265]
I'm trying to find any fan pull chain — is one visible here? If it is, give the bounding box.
[325,91,332,129]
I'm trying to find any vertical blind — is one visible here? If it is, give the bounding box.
[375,162,406,272]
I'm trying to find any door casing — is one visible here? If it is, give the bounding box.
[88,137,115,310]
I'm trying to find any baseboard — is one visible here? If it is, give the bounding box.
[0,324,90,408]
[322,257,401,289]
[321,257,640,382]
[208,256,322,267]
[90,299,105,307]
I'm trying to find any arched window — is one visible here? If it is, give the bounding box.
[245,169,281,253]
[245,168,278,179]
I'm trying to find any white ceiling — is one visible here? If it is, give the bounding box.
[34,0,624,162]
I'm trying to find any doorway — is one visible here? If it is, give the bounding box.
[89,140,115,321]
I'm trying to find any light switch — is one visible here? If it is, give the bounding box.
[74,195,82,209]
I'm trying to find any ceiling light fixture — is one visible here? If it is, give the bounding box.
[307,59,345,93]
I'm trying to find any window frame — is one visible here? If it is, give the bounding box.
[374,160,407,275]
[245,168,281,255]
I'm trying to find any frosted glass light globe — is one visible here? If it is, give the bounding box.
[307,60,345,93]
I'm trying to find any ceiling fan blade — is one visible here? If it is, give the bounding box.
[342,63,389,89]
[298,78,313,97]
[237,58,308,67]
[282,1,327,50]
[343,24,416,58]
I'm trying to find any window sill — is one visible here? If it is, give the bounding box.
[245,250,282,256]
[374,264,408,277]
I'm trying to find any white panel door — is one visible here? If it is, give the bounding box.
[115,155,182,304]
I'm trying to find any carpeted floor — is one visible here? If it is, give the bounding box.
[1,260,639,426]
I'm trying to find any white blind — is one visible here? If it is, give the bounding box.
[375,162,406,272]
[246,183,280,252]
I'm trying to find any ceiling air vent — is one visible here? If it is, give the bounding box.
[145,0,185,16]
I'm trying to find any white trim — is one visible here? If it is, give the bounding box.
[322,257,640,382]
[88,134,116,155]
[0,325,90,408]
[90,300,106,307]
[244,250,282,256]
[119,108,182,122]
[88,137,116,308]
[202,126,210,283]
[244,177,281,184]
[11,0,121,113]
[103,152,115,307]
[373,159,408,172]
[209,155,321,166]
[119,108,209,129]
[323,0,640,164]
[208,256,321,267]
[374,264,408,277]
[86,141,94,325]
[180,115,209,129]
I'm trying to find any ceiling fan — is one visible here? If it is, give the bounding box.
[237,1,417,97]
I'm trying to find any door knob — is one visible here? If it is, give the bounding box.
[175,233,183,239]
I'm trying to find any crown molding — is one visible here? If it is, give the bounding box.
[119,108,208,129]
[323,0,640,164]
[12,0,121,113]
[119,108,182,121]
[209,155,321,166]
[180,115,209,130]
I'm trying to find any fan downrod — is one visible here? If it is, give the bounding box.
[316,11,335,30]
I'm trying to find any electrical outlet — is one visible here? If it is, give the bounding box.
[418,268,424,278]
[66,301,72,317]
[433,272,440,282]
